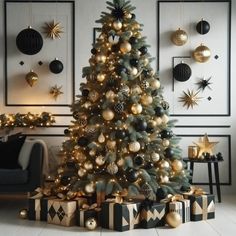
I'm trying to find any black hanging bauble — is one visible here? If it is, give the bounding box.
[16,27,43,55]
[126,168,139,182]
[82,89,90,97]
[49,58,64,74]
[139,46,148,55]
[173,63,192,82]
[91,48,97,55]
[164,148,174,158]
[160,129,173,139]
[114,102,124,114]
[134,155,144,166]
[64,129,70,135]
[196,19,210,35]
[66,161,76,169]
[145,161,154,169]
[134,119,147,132]
[154,106,164,117]
[72,111,80,120]
[91,106,101,115]
[111,44,120,52]
[156,187,168,200]
[130,58,139,67]
[131,14,136,20]
[129,36,138,45]
[78,136,89,147]
[116,65,127,75]
[146,122,154,133]
[142,70,150,77]
[115,130,127,139]
[60,175,71,186]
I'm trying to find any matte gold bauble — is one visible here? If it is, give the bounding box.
[162,114,169,124]
[162,139,170,147]
[172,159,183,172]
[19,209,28,219]
[131,85,142,95]
[120,41,132,53]
[95,155,105,166]
[151,152,160,162]
[107,162,119,174]
[102,109,114,121]
[131,103,142,114]
[117,158,125,167]
[106,140,116,150]
[171,28,188,46]
[85,217,98,230]
[129,141,141,152]
[106,90,116,101]
[84,161,93,170]
[67,190,77,200]
[85,182,95,194]
[131,67,138,76]
[141,94,153,106]
[95,53,107,63]
[97,73,106,82]
[78,168,87,177]
[193,44,211,63]
[25,70,38,87]
[143,58,149,66]
[133,23,141,30]
[113,20,123,30]
[98,133,106,143]
[159,160,170,169]
[166,212,182,228]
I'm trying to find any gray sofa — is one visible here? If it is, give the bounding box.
[0,143,43,193]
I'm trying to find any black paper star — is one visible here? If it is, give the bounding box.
[112,6,125,20]
[196,77,212,91]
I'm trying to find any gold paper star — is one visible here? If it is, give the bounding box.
[43,21,64,39]
[50,85,63,100]
[193,133,219,157]
[179,89,202,109]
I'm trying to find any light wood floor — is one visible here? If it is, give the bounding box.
[0,194,235,236]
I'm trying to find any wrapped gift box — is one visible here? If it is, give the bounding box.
[140,202,166,228]
[101,201,141,232]
[28,197,55,221]
[168,199,190,223]
[77,208,101,227]
[47,199,77,226]
[185,194,215,221]
[76,197,87,208]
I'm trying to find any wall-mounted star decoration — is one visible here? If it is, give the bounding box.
[193,133,219,157]
[179,89,202,109]
[43,21,64,39]
[50,85,63,100]
[196,77,212,91]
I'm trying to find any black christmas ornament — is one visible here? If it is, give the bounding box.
[154,106,164,117]
[129,36,138,45]
[116,65,127,75]
[60,175,71,186]
[130,58,139,67]
[196,77,212,91]
[91,107,101,115]
[134,155,144,166]
[156,187,168,200]
[160,129,173,139]
[72,111,80,120]
[139,46,148,55]
[134,119,147,132]
[173,62,192,82]
[16,27,43,55]
[49,58,64,74]
[126,168,139,182]
[82,89,90,97]
[66,161,76,169]
[146,122,154,133]
[115,130,127,139]
[131,14,136,20]
[164,148,174,159]
[196,19,210,35]
[114,102,124,114]
[91,48,97,55]
[216,152,223,161]
[106,77,118,88]
[64,129,70,135]
[145,161,154,169]
[111,44,120,52]
[78,137,89,147]
[161,101,169,110]
[142,70,150,77]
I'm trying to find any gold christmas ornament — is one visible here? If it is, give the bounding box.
[160,175,169,183]
[171,28,188,46]
[106,140,116,150]
[172,160,183,172]
[179,89,202,109]
[95,53,107,63]
[159,160,170,169]
[49,85,64,100]
[151,152,160,162]
[88,90,99,102]
[95,155,106,166]
[131,67,138,76]
[78,168,87,177]
[19,209,28,219]
[193,133,219,157]
[120,41,132,53]
[162,139,170,147]
[107,162,119,174]
[193,44,211,63]
[102,109,115,121]
[106,90,116,101]
[98,133,106,143]
[131,103,142,114]
[85,182,95,194]
[154,117,163,125]
[162,114,169,124]
[117,158,125,167]
[84,161,93,170]
[43,20,64,39]
[166,212,182,228]
[85,217,98,230]
[113,20,123,30]
[97,73,106,82]
[143,58,149,66]
[131,85,142,95]
[25,70,38,87]
[141,94,153,106]
[150,79,160,89]
[129,141,141,152]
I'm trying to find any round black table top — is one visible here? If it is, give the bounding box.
[183,158,224,163]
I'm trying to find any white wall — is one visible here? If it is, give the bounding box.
[0,0,235,194]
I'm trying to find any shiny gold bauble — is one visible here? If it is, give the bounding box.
[117,158,125,167]
[129,141,141,152]
[54,178,60,185]
[131,67,138,76]
[131,103,142,114]
[95,53,107,63]
[25,70,38,87]
[166,212,182,228]
[102,109,114,121]
[133,23,141,30]
[151,152,160,162]
[160,175,169,183]
[172,160,183,172]
[120,41,132,54]
[95,155,105,166]
[113,20,123,30]
[106,90,116,101]
[57,167,64,174]
[125,12,132,19]
[159,159,170,169]
[131,85,142,95]
[85,182,95,194]
[162,114,169,124]
[78,168,87,177]
[67,190,77,200]
[141,94,153,106]
[162,139,170,147]
[148,120,157,128]
[98,133,106,143]
[107,162,119,174]
[171,28,188,46]
[193,44,211,63]
[84,161,93,170]
[143,58,149,66]
[19,209,28,219]
[97,73,106,82]
[106,140,116,150]
[85,217,98,230]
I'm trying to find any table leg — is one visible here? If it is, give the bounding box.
[208,163,213,194]
[189,162,194,184]
[214,162,221,203]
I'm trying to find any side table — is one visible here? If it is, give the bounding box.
[183,158,223,203]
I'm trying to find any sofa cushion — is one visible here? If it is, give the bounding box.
[0,135,26,169]
[0,169,28,184]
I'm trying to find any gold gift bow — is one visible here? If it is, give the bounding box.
[29,187,52,199]
[160,194,184,203]
[81,203,101,211]
[183,187,207,196]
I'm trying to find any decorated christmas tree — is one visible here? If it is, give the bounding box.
[55,0,190,203]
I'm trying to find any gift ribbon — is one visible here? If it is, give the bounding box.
[160,194,184,203]
[183,186,207,196]
[35,199,41,220]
